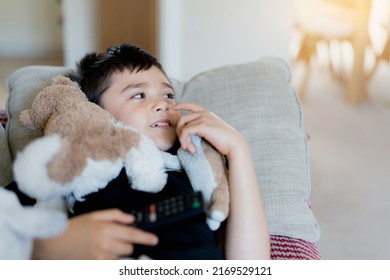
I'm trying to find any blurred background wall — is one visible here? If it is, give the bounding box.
[0,0,62,57]
[0,0,294,80]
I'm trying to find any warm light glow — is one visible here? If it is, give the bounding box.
[291,0,390,103]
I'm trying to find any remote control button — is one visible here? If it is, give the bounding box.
[192,201,202,208]
[149,212,157,223]
[136,212,143,222]
[149,204,157,223]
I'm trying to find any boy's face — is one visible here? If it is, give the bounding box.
[101,66,181,151]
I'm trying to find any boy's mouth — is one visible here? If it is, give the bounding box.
[151,120,172,127]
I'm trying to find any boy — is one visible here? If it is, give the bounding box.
[32,44,270,259]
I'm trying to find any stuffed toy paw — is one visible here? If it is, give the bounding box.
[0,188,67,259]
[177,135,230,230]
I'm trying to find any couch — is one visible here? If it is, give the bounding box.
[0,57,321,259]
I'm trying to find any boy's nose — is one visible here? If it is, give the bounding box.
[154,100,169,112]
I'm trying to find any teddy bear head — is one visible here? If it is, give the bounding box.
[19,76,88,131]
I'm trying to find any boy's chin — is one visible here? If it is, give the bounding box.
[156,141,176,152]
[156,139,180,153]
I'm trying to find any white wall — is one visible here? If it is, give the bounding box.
[0,0,97,65]
[0,0,295,74]
[62,0,99,67]
[158,0,295,81]
[0,0,62,57]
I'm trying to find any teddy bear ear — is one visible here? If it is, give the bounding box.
[19,109,37,129]
[52,75,79,88]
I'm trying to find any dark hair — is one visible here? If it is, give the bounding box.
[67,43,166,105]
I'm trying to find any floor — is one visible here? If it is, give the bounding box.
[292,57,390,259]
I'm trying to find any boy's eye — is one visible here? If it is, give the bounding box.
[164,93,175,99]
[131,93,145,99]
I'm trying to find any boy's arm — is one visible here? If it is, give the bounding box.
[223,139,270,259]
[174,102,270,259]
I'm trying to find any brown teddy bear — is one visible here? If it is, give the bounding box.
[13,76,229,230]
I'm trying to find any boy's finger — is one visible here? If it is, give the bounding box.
[173,102,205,113]
[125,227,159,246]
[92,208,135,224]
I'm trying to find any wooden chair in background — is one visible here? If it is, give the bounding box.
[292,0,373,102]
[369,21,390,77]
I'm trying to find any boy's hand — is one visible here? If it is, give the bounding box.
[33,209,158,259]
[174,102,245,158]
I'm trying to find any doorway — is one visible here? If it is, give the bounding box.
[97,0,157,55]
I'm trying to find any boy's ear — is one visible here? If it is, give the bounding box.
[19,109,36,129]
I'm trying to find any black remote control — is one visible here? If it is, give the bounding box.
[130,191,206,230]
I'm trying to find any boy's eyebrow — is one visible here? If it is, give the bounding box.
[162,82,174,91]
[121,83,145,93]
[121,82,174,93]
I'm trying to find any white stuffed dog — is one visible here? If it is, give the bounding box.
[0,188,67,259]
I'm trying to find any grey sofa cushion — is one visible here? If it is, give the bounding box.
[5,66,75,162]
[3,58,320,242]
